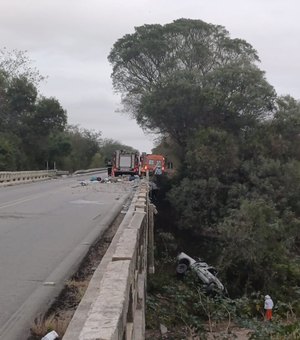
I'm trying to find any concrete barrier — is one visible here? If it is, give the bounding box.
[63,181,154,340]
[0,170,56,187]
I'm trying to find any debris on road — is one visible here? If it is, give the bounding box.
[41,330,59,340]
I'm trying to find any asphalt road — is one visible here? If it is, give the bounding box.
[0,174,133,340]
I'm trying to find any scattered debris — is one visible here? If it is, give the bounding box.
[90,176,102,182]
[41,330,59,340]
[77,174,141,187]
[121,203,130,214]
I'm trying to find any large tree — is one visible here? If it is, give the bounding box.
[109,20,300,297]
[30,96,67,135]
[0,48,69,170]
[61,125,102,171]
[109,19,276,146]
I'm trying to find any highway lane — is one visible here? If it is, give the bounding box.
[0,174,133,339]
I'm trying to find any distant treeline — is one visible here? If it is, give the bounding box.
[0,48,136,172]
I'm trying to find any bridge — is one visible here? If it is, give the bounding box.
[64,180,155,340]
[0,171,155,340]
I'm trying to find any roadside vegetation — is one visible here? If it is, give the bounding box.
[0,48,135,172]
[109,19,300,338]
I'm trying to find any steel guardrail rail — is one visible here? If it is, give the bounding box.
[0,170,56,186]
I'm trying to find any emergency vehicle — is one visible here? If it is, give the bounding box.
[140,154,165,176]
[112,150,140,177]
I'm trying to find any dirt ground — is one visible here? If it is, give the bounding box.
[28,213,125,339]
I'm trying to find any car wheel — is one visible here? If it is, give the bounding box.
[206,282,216,291]
[176,263,188,275]
[207,282,216,289]
[206,282,220,296]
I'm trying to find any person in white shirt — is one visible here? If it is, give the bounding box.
[264,295,274,320]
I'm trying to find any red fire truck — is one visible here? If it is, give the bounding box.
[112,150,140,177]
[140,154,165,176]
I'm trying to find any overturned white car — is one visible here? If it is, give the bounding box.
[176,252,225,293]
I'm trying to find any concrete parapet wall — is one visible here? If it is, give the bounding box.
[0,170,55,187]
[79,260,132,340]
[63,181,153,340]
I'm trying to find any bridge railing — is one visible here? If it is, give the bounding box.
[0,167,109,187]
[0,170,57,186]
[63,180,155,340]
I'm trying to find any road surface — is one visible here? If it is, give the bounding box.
[0,174,133,339]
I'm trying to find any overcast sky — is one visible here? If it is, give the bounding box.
[1,0,299,153]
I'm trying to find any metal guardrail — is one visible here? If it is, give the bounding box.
[0,170,57,186]
[0,168,107,187]
[63,180,155,340]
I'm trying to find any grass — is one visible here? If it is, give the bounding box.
[30,313,68,339]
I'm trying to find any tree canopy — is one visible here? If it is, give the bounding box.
[109,18,276,145]
[110,18,300,297]
[0,48,135,171]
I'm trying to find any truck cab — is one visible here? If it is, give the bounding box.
[140,154,165,176]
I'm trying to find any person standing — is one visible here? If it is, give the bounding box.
[107,159,112,176]
[264,295,274,321]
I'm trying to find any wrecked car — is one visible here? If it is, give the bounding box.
[176,252,225,293]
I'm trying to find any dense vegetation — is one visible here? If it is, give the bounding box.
[0,48,136,172]
[109,19,300,337]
